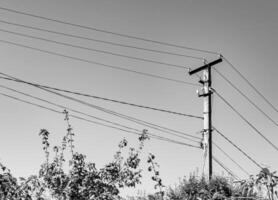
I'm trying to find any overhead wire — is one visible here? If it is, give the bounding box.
[0,76,202,120]
[213,142,250,176]
[0,84,200,144]
[0,91,201,149]
[0,84,139,133]
[213,88,278,152]
[222,56,278,114]
[212,156,239,180]
[0,39,199,87]
[0,19,204,61]
[213,68,278,127]
[0,72,201,141]
[213,127,262,169]
[0,6,219,55]
[0,28,190,70]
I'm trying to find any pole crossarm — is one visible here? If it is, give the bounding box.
[189,58,222,75]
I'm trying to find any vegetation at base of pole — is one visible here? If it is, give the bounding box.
[125,169,278,200]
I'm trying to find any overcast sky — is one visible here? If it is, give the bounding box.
[0,0,277,196]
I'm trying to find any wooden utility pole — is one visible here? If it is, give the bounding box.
[189,58,222,180]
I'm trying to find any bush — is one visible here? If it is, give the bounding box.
[167,175,233,200]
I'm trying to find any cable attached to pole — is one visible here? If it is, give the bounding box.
[214,68,278,127]
[0,19,204,60]
[0,84,201,144]
[223,56,278,114]
[213,156,239,180]
[0,91,201,149]
[0,6,219,55]
[0,75,202,119]
[0,72,201,140]
[213,127,262,169]
[0,28,191,70]
[213,142,250,176]
[213,88,278,152]
[0,39,199,87]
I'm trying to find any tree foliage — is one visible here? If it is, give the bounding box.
[0,110,151,200]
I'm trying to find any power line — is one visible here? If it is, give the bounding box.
[0,72,201,140]
[0,84,200,144]
[214,68,278,127]
[66,115,200,148]
[222,56,278,114]
[213,142,250,176]
[0,76,202,120]
[16,78,200,140]
[213,156,239,180]
[0,84,139,133]
[0,28,190,70]
[0,6,218,55]
[213,89,278,152]
[0,20,204,61]
[0,39,199,87]
[213,127,262,169]
[0,91,200,149]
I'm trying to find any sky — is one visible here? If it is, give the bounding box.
[0,0,278,196]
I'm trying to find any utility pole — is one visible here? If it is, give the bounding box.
[189,57,222,180]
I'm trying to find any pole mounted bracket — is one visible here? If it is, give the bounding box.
[197,88,213,97]
[198,91,213,97]
[209,87,216,93]
[199,79,205,85]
